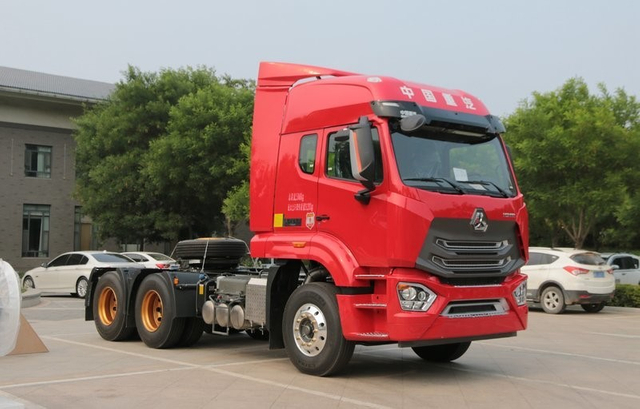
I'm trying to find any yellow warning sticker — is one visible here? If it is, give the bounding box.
[274,213,284,228]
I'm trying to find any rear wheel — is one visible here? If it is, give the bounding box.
[283,282,355,376]
[541,286,566,314]
[581,302,605,313]
[23,276,35,290]
[93,272,135,341]
[75,277,89,299]
[135,274,185,349]
[412,342,471,362]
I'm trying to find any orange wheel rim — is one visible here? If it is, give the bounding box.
[98,287,117,326]
[141,290,163,332]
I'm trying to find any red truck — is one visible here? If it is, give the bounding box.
[86,62,529,376]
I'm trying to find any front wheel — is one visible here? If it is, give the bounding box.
[541,286,566,314]
[412,342,471,362]
[283,283,355,377]
[135,274,185,349]
[581,302,605,313]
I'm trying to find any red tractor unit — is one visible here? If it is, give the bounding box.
[86,62,529,376]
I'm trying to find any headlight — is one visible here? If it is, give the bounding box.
[512,280,527,306]
[397,283,436,311]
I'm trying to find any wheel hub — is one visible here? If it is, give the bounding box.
[293,303,327,357]
[141,290,163,333]
[98,287,117,326]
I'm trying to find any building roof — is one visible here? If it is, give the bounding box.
[0,66,115,103]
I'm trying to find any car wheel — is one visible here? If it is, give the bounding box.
[135,274,185,349]
[93,272,136,341]
[75,277,89,299]
[541,286,566,314]
[412,342,471,362]
[176,318,205,347]
[23,276,35,290]
[283,282,355,376]
[581,302,605,313]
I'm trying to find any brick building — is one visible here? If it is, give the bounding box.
[0,66,114,272]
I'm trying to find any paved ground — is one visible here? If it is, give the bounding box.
[1,296,640,409]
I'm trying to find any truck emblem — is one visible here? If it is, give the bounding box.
[470,208,488,232]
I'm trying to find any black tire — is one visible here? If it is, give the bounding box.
[246,328,269,341]
[283,282,355,376]
[173,238,247,266]
[75,277,89,299]
[177,318,205,347]
[412,342,471,362]
[135,274,185,349]
[541,286,566,314]
[23,276,35,290]
[581,302,605,313]
[93,272,136,341]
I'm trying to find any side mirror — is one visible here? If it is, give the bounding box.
[41,262,48,268]
[349,116,376,188]
[611,265,620,270]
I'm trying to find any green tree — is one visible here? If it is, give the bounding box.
[74,66,254,246]
[504,78,640,249]
[143,76,254,239]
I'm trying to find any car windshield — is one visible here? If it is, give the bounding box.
[93,253,134,263]
[570,252,606,266]
[390,125,516,197]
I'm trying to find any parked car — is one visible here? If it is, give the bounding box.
[121,251,178,269]
[22,251,139,298]
[600,253,640,285]
[522,247,615,314]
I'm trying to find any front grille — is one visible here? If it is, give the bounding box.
[441,299,508,318]
[432,256,511,272]
[439,276,505,287]
[416,217,525,279]
[435,239,508,252]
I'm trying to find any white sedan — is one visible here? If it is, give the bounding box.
[22,251,139,298]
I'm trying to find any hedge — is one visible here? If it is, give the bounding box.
[610,285,640,308]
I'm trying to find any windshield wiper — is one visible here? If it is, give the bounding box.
[462,180,510,197]
[404,177,465,194]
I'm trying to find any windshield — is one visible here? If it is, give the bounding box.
[390,125,516,197]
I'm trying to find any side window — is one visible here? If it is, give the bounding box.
[66,254,84,265]
[79,256,89,265]
[526,252,543,266]
[48,254,70,267]
[326,127,382,182]
[299,134,317,174]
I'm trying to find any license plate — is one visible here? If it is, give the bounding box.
[594,271,604,278]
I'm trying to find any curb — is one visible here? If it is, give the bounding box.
[21,289,41,308]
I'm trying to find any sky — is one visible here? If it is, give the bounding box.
[2,0,638,117]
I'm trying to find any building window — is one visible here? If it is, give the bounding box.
[25,144,52,178]
[22,204,50,257]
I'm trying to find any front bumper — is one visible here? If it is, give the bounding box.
[336,268,528,344]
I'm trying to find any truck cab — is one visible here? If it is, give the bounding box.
[249,62,529,374]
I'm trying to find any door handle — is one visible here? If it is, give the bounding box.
[316,214,330,222]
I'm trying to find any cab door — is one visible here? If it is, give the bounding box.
[316,124,388,266]
[272,132,320,240]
